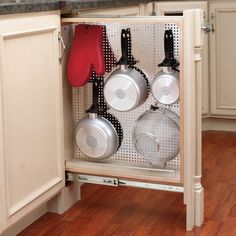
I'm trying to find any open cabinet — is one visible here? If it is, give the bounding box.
[61,9,204,231]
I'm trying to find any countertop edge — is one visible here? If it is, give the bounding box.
[0,0,153,16]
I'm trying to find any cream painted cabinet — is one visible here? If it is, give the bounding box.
[209,2,236,117]
[0,11,65,233]
[149,1,209,116]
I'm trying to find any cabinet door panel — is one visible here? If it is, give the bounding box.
[0,12,64,231]
[210,3,236,117]
[2,28,62,216]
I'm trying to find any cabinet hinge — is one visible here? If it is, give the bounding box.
[202,12,215,33]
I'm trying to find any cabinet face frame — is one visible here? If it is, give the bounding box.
[0,11,65,232]
[0,52,7,230]
[209,2,236,117]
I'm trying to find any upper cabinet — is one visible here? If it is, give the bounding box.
[209,2,236,117]
[0,11,65,233]
[149,1,209,117]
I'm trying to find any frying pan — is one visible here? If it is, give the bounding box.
[67,24,105,87]
[151,29,180,105]
[75,79,119,159]
[104,28,148,112]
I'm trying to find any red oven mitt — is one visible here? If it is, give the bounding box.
[67,24,105,87]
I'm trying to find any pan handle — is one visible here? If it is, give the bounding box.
[118,29,129,65]
[118,29,136,66]
[86,79,100,114]
[158,29,179,68]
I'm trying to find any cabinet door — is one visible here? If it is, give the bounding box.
[153,1,209,116]
[0,12,64,232]
[209,2,236,117]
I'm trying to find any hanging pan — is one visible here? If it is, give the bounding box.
[104,28,148,112]
[132,105,179,167]
[75,79,119,159]
[151,29,180,105]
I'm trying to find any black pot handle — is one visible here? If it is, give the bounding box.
[118,29,129,65]
[158,29,179,68]
[118,28,137,66]
[86,79,100,114]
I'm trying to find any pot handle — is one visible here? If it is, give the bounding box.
[86,79,100,114]
[118,29,129,65]
[118,29,136,66]
[158,29,179,68]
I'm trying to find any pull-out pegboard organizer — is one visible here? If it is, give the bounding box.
[61,10,204,231]
[65,21,183,181]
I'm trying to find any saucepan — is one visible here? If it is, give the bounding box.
[104,28,148,112]
[151,29,180,105]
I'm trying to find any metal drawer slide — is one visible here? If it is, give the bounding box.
[67,173,184,193]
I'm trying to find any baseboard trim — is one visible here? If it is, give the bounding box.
[203,117,236,132]
[1,205,47,236]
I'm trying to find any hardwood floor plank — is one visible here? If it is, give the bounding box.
[217,217,236,236]
[199,220,222,236]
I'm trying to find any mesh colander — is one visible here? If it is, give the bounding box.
[132,106,179,167]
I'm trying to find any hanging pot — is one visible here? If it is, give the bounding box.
[151,29,180,105]
[75,79,119,159]
[132,105,179,167]
[104,28,148,112]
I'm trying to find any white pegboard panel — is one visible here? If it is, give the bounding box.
[65,22,181,173]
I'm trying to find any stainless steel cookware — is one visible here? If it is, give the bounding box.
[75,80,119,159]
[104,28,148,112]
[151,29,180,105]
[132,105,179,167]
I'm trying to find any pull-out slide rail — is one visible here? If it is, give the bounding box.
[67,173,184,193]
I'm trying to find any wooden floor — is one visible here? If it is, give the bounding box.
[18,131,236,236]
